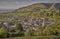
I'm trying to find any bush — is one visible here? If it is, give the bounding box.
[41,26,59,36]
[25,28,33,36]
[24,28,36,36]
[18,31,25,37]
[0,27,8,38]
[9,30,25,37]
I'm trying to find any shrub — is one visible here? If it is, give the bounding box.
[0,27,8,38]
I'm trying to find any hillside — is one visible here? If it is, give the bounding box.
[0,3,60,22]
[15,3,46,13]
[15,3,60,13]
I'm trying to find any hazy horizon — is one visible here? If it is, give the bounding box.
[0,0,60,10]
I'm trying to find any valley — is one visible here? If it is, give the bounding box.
[0,3,60,38]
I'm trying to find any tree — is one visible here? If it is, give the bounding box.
[15,22,23,31]
[42,25,59,36]
[24,28,37,36]
[0,27,8,38]
[25,28,33,36]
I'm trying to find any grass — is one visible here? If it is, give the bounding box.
[1,36,60,39]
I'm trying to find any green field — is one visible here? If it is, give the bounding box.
[1,36,60,39]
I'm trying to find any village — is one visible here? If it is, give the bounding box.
[0,15,54,31]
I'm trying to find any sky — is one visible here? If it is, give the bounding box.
[0,0,60,9]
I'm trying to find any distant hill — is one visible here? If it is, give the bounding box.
[0,3,60,22]
[15,3,46,12]
[0,9,14,13]
[0,3,60,13]
[15,3,60,13]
